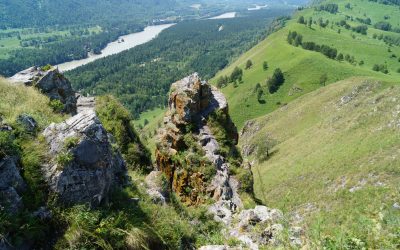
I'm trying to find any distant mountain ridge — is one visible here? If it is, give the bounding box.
[0,0,178,28]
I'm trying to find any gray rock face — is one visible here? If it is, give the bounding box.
[145,171,168,204]
[17,114,37,133]
[198,246,229,250]
[0,157,26,213]
[9,66,77,114]
[76,94,96,113]
[42,110,127,206]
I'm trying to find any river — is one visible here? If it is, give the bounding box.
[56,23,175,72]
[208,12,236,19]
[248,4,268,11]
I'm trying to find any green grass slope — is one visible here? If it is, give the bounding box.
[211,0,400,129]
[240,77,400,248]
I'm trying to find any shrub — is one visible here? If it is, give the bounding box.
[230,66,243,83]
[263,61,268,71]
[216,75,229,88]
[41,64,52,71]
[0,131,19,158]
[96,95,151,169]
[267,68,285,94]
[372,64,389,74]
[245,59,253,70]
[374,21,392,31]
[297,16,305,24]
[256,134,278,162]
[49,99,64,113]
[235,168,254,193]
[56,151,73,167]
[64,136,79,149]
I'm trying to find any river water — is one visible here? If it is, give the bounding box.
[56,23,175,72]
[208,12,236,19]
[248,4,268,11]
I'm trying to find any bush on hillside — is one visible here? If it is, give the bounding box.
[267,68,285,94]
[216,75,229,88]
[0,131,19,159]
[95,95,151,170]
[374,21,392,31]
[263,61,268,71]
[315,3,338,14]
[230,66,243,83]
[245,60,253,70]
[372,64,389,74]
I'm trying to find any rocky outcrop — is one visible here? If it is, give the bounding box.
[42,110,127,206]
[156,73,240,208]
[157,74,304,249]
[0,157,26,213]
[9,66,77,114]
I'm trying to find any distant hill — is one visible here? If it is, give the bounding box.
[0,0,177,28]
[211,0,400,128]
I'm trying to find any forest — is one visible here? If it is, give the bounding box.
[67,9,290,118]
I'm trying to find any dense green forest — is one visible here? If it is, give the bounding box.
[0,0,301,77]
[67,9,290,118]
[0,0,179,28]
[0,23,147,76]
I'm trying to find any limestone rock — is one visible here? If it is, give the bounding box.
[156,73,239,208]
[17,114,37,133]
[76,93,96,113]
[198,246,229,250]
[199,245,230,250]
[42,110,127,206]
[145,171,168,204]
[0,157,26,213]
[9,66,77,114]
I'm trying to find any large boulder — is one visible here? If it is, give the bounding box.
[42,110,127,206]
[0,157,26,213]
[9,66,77,114]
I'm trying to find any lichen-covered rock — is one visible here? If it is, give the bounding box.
[9,66,77,114]
[156,73,239,207]
[0,157,26,213]
[42,110,127,206]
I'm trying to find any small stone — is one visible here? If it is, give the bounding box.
[130,198,140,204]
[198,246,228,250]
[393,202,400,210]
[32,206,52,220]
[262,224,284,245]
[17,114,37,133]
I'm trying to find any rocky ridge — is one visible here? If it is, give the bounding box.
[155,73,241,209]
[9,66,77,114]
[155,73,303,249]
[5,67,128,207]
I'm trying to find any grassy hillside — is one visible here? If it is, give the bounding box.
[241,77,400,248]
[211,0,400,129]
